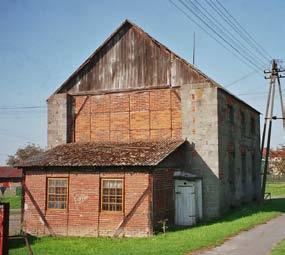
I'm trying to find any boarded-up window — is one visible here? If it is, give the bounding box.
[228,104,234,124]
[240,110,246,136]
[101,179,123,212]
[47,178,68,209]
[251,154,256,182]
[250,117,255,134]
[241,153,246,183]
[228,151,236,192]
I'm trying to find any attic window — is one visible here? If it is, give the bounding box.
[101,179,123,212]
[47,178,68,209]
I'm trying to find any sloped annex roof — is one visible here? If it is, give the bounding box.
[53,19,259,114]
[0,167,22,179]
[17,140,185,168]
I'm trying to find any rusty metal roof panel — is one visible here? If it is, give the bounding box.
[18,140,185,168]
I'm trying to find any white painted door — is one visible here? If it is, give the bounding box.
[175,180,196,226]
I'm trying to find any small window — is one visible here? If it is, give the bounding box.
[240,111,246,136]
[47,178,68,209]
[250,117,256,134]
[241,153,246,183]
[228,104,234,124]
[228,151,236,191]
[101,179,123,212]
[251,154,256,182]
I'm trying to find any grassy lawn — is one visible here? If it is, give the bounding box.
[9,198,285,255]
[0,196,21,210]
[266,182,285,197]
[271,239,285,255]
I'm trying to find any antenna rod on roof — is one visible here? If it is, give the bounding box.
[193,32,196,66]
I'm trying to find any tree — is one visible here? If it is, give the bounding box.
[274,157,285,175]
[6,144,44,166]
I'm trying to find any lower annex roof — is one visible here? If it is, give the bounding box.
[18,140,185,168]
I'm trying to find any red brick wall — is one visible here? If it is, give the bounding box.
[23,170,153,237]
[153,169,175,228]
[74,88,182,142]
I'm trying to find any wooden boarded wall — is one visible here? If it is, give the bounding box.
[74,88,181,142]
[59,24,207,94]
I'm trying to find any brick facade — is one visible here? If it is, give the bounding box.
[153,169,175,229]
[24,170,154,237]
[74,88,182,143]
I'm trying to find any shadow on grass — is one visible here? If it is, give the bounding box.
[160,198,285,234]
[9,235,38,250]
[9,198,285,250]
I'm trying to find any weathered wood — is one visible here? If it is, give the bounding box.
[57,21,207,94]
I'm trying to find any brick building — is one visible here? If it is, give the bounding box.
[19,20,261,237]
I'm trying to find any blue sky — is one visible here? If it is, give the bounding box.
[0,0,284,164]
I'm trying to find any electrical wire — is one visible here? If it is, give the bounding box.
[190,0,267,67]
[173,0,265,71]
[225,70,260,88]
[213,0,272,60]
[169,0,261,71]
[0,106,46,110]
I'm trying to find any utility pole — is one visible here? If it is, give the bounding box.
[261,59,285,201]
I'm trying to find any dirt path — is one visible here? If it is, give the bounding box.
[195,214,285,255]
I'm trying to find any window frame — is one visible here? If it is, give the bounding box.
[100,178,124,213]
[241,152,247,184]
[240,110,246,136]
[250,117,256,135]
[251,154,256,182]
[228,150,236,192]
[46,177,69,210]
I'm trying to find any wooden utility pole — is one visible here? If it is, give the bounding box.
[261,59,285,201]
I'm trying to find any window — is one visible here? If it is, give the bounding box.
[241,153,246,183]
[228,151,236,192]
[101,179,123,212]
[47,178,68,209]
[228,104,234,124]
[250,117,256,134]
[251,154,256,182]
[240,110,246,136]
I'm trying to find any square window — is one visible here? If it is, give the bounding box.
[47,178,68,209]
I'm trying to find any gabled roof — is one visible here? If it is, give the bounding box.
[53,19,214,95]
[53,19,260,114]
[17,140,185,168]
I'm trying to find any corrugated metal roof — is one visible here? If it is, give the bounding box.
[18,140,185,168]
[0,167,22,178]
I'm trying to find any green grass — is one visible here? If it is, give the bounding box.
[271,239,285,255]
[9,198,285,255]
[266,182,285,197]
[0,196,21,210]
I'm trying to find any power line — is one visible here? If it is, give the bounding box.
[173,0,265,71]
[236,90,285,96]
[190,0,267,67]
[169,0,260,71]
[0,106,46,110]
[225,70,260,88]
[214,0,272,60]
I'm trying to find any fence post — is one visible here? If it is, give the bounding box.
[0,203,9,255]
